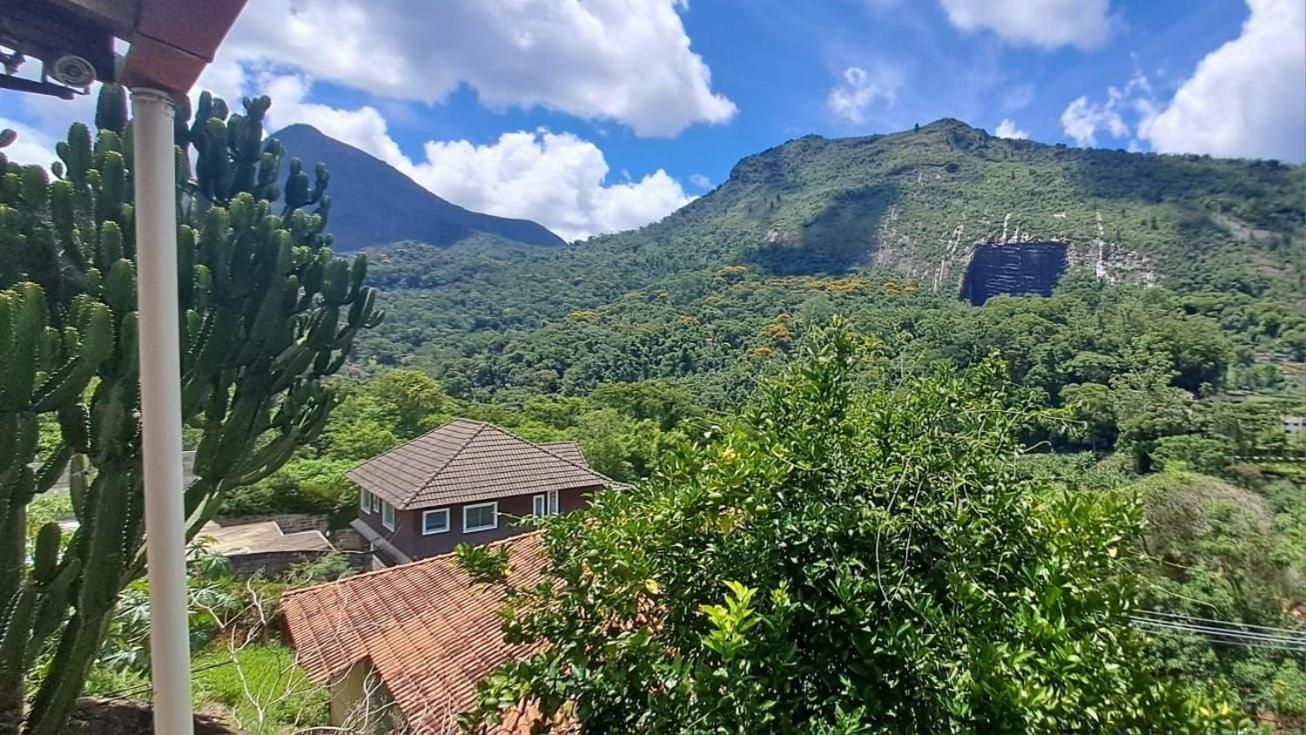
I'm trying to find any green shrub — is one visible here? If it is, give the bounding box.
[1154,435,1235,475]
[221,457,360,528]
[1271,659,1306,718]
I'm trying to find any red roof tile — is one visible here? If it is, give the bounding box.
[281,534,551,734]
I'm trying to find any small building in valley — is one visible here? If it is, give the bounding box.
[281,533,551,734]
[348,419,617,565]
[197,518,335,577]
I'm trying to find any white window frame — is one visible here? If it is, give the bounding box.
[381,501,396,531]
[533,491,560,517]
[421,508,450,535]
[360,489,373,512]
[370,492,381,514]
[463,502,499,533]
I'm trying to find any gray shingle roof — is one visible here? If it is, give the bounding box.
[538,441,587,467]
[347,420,613,510]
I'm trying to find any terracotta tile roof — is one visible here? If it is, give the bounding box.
[347,420,614,510]
[282,534,552,734]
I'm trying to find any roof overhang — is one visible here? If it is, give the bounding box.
[0,0,247,97]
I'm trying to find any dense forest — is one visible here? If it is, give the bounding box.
[353,119,1305,406]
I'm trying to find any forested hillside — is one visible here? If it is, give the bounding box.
[352,119,1305,406]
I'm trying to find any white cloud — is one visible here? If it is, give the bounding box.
[1060,96,1123,147]
[939,0,1112,50]
[0,118,58,168]
[1139,0,1305,162]
[689,173,712,189]
[0,82,96,166]
[260,74,410,168]
[408,131,692,241]
[215,0,735,137]
[994,119,1029,139]
[259,75,690,241]
[194,57,248,110]
[1059,72,1149,147]
[827,66,901,124]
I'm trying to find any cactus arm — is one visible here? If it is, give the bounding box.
[7,83,383,735]
[25,607,113,735]
[33,444,71,495]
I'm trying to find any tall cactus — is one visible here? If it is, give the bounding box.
[0,85,382,734]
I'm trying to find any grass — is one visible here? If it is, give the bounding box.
[191,642,329,734]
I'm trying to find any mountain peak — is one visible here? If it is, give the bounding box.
[269,126,564,250]
[273,122,326,138]
[919,117,976,132]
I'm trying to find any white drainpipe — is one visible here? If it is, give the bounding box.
[130,87,195,735]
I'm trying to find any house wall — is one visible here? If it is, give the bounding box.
[357,485,597,561]
[329,661,404,734]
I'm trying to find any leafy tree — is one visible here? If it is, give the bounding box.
[590,380,700,431]
[1152,435,1234,475]
[1279,328,1306,361]
[459,324,1247,733]
[372,369,444,437]
[1133,471,1303,717]
[328,419,401,460]
[1110,356,1195,472]
[1060,382,1117,451]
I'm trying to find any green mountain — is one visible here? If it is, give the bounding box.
[353,119,1306,403]
[588,118,1303,289]
[270,124,564,250]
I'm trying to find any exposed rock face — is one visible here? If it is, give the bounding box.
[961,243,1068,305]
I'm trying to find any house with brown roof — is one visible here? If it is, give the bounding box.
[281,534,553,734]
[349,419,616,566]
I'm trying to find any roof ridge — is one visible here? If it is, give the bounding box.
[520,432,618,487]
[343,417,488,484]
[281,529,542,600]
[400,421,490,510]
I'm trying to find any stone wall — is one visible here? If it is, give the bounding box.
[212,513,330,534]
[226,549,331,579]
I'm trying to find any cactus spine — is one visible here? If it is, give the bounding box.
[0,84,382,734]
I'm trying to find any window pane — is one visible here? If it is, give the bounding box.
[423,509,448,534]
[533,495,546,516]
[360,490,370,510]
[465,503,496,531]
[547,490,559,515]
[382,502,395,529]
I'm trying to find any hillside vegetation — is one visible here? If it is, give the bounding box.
[354,119,1305,404]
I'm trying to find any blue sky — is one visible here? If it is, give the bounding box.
[2,0,1302,241]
